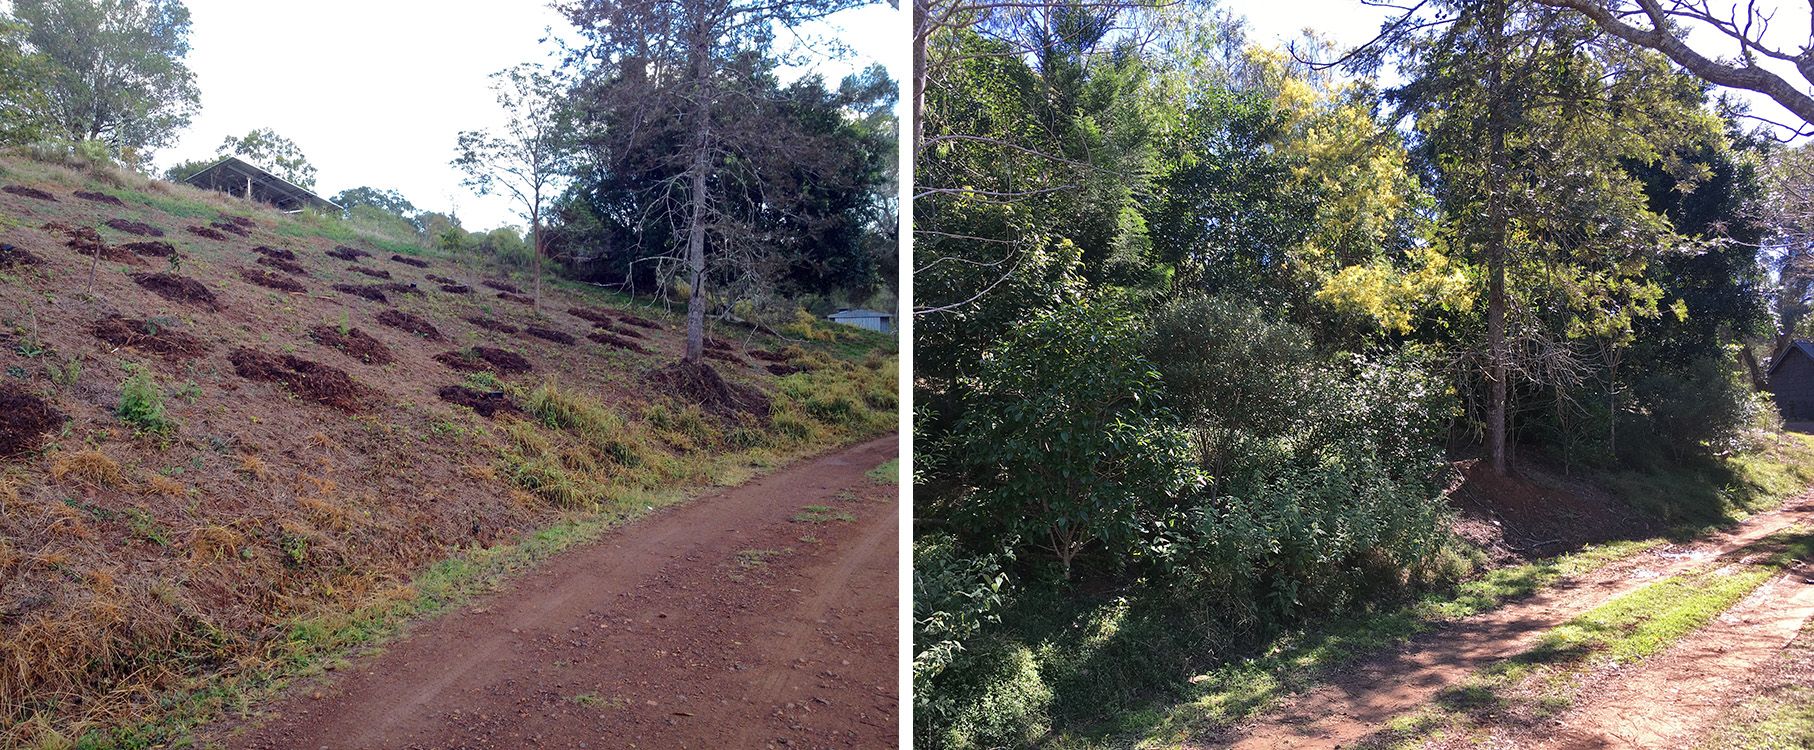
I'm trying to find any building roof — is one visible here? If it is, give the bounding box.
[828,308,893,319]
[1770,340,1814,376]
[178,156,339,213]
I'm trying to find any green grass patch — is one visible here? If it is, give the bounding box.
[868,458,899,484]
[1698,686,1814,750]
[793,504,856,523]
[1601,431,1814,530]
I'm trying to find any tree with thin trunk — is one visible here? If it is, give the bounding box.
[453,63,576,312]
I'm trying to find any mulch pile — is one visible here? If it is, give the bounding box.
[251,245,297,261]
[482,279,522,294]
[376,309,442,340]
[645,361,769,419]
[426,274,457,285]
[89,315,208,358]
[389,254,429,268]
[225,216,255,228]
[0,243,43,269]
[434,347,531,375]
[439,284,471,294]
[229,348,375,412]
[588,330,650,355]
[375,282,423,296]
[239,267,307,293]
[704,337,733,351]
[466,316,518,334]
[210,221,249,237]
[328,245,369,261]
[706,349,747,366]
[308,325,395,365]
[187,225,229,241]
[568,307,614,325]
[56,225,142,265]
[497,292,534,305]
[765,363,805,376]
[104,219,162,236]
[74,190,123,206]
[134,273,221,309]
[0,383,64,457]
[332,284,388,303]
[617,313,664,330]
[349,266,391,279]
[257,255,308,276]
[437,386,519,418]
[122,241,176,257]
[524,326,575,345]
[749,349,790,363]
[2,185,56,201]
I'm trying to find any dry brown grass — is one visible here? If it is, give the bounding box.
[461,463,499,482]
[298,495,349,531]
[237,453,269,481]
[49,449,122,487]
[188,524,245,563]
[143,473,186,496]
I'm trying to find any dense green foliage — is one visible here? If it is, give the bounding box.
[913,1,1792,745]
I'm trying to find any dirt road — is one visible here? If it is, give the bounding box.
[218,435,899,750]
[1212,493,1814,750]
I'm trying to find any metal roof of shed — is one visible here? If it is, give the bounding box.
[178,156,339,213]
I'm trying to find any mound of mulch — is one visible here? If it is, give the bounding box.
[121,240,177,257]
[465,316,518,334]
[765,363,805,376]
[437,386,519,418]
[308,325,395,365]
[89,315,208,358]
[104,218,163,237]
[588,330,650,355]
[426,274,458,284]
[0,243,43,269]
[645,361,769,419]
[59,226,143,265]
[348,266,391,279]
[327,245,369,261]
[482,279,522,294]
[497,291,534,305]
[186,225,229,241]
[749,349,790,363]
[525,326,575,345]
[210,221,249,237]
[332,284,388,303]
[73,190,124,206]
[225,215,255,228]
[434,346,531,375]
[617,313,664,330]
[389,254,429,268]
[134,273,220,309]
[2,185,56,201]
[229,348,374,412]
[251,245,297,261]
[608,324,647,340]
[256,255,308,276]
[0,383,64,457]
[705,348,747,366]
[704,337,733,351]
[439,284,471,294]
[375,282,423,296]
[239,267,307,293]
[568,307,614,325]
[376,309,443,340]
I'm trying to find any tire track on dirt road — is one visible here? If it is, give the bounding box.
[218,434,898,750]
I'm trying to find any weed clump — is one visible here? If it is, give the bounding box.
[117,366,178,434]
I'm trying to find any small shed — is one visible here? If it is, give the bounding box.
[178,156,339,213]
[827,308,894,334]
[1768,340,1814,420]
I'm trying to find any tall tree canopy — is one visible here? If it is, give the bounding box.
[216,127,317,188]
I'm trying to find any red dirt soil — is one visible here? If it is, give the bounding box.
[307,325,395,366]
[73,190,123,206]
[216,435,899,750]
[237,267,306,294]
[376,309,443,341]
[228,348,375,412]
[104,218,162,236]
[0,383,65,457]
[89,315,208,358]
[434,347,532,375]
[2,185,55,201]
[435,386,518,418]
[133,272,221,309]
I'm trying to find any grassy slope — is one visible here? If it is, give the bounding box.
[0,154,896,749]
[928,430,1814,750]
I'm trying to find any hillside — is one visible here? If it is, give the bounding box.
[0,153,896,747]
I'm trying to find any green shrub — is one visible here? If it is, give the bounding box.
[117,366,176,434]
[925,643,1053,750]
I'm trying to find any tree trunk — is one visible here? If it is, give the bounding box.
[1484,0,1512,477]
[911,0,930,164]
[531,209,543,313]
[681,24,712,364]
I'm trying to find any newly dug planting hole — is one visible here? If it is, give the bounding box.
[348,266,391,279]
[186,225,228,241]
[104,218,162,237]
[437,385,518,418]
[133,273,221,309]
[2,184,56,201]
[332,283,388,303]
[466,316,518,334]
[238,267,306,293]
[434,346,531,375]
[256,255,308,276]
[497,291,534,305]
[90,315,208,358]
[376,309,442,340]
[524,326,575,345]
[389,254,429,268]
[229,348,374,412]
[0,383,65,457]
[308,325,394,365]
[327,245,369,261]
[74,190,124,206]
[122,240,176,258]
[0,243,43,269]
[588,330,649,354]
[646,361,769,418]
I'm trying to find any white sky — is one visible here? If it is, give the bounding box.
[1233,0,1807,140]
[160,0,906,232]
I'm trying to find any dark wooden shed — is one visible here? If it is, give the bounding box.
[1768,340,1814,420]
[177,156,339,213]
